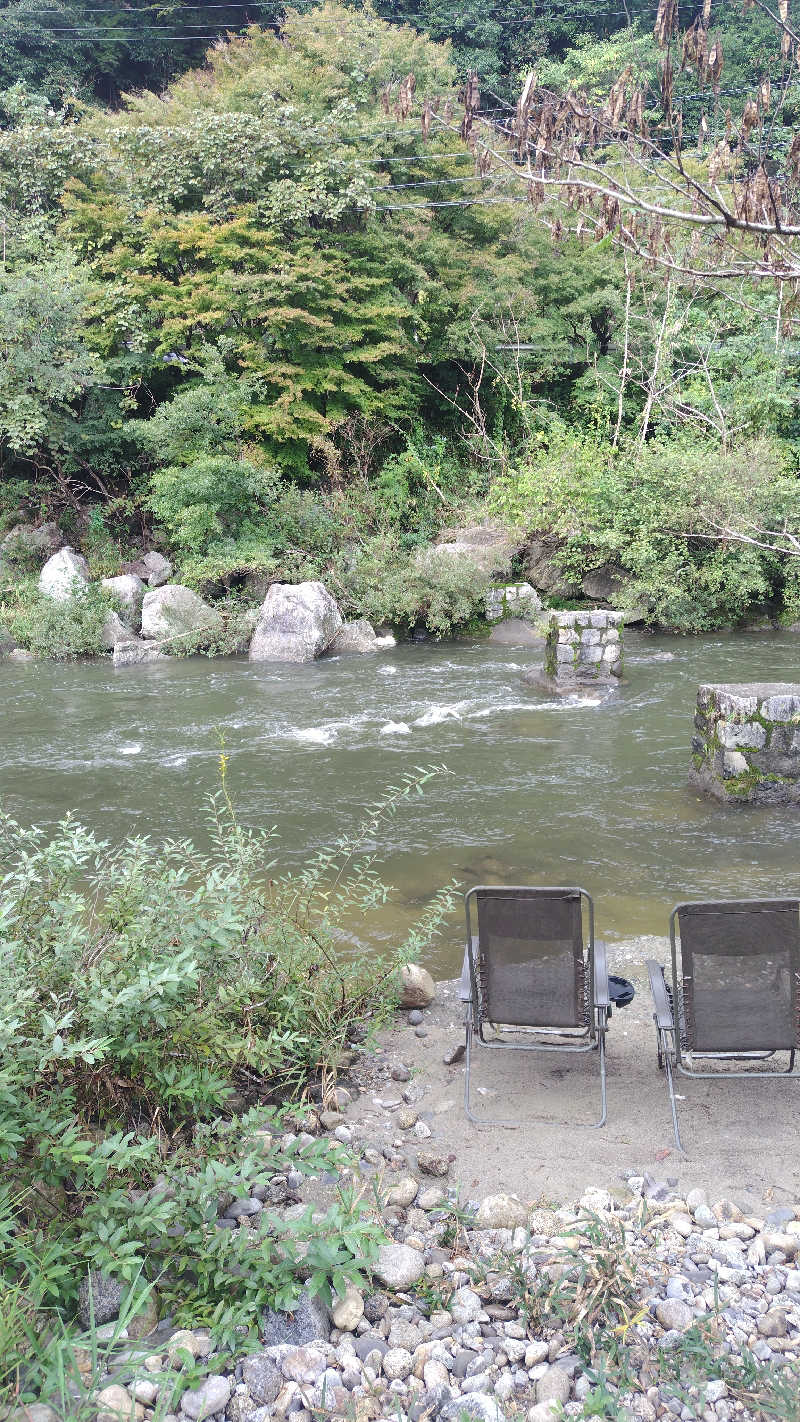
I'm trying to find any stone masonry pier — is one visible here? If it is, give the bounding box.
[528,610,624,693]
[691,683,800,804]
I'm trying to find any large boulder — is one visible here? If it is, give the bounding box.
[0,622,15,656]
[0,521,62,578]
[140,585,223,644]
[38,547,90,602]
[100,610,134,651]
[113,639,165,668]
[417,523,514,580]
[581,563,627,603]
[122,550,173,588]
[523,538,579,599]
[249,581,343,663]
[101,573,145,628]
[327,618,378,655]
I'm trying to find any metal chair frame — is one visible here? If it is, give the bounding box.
[463,885,609,1129]
[648,898,800,1155]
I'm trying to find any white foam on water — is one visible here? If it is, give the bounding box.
[470,701,537,719]
[118,743,142,755]
[380,720,412,736]
[414,705,463,727]
[375,635,397,648]
[291,726,337,745]
[628,651,674,662]
[379,665,398,675]
[163,755,188,767]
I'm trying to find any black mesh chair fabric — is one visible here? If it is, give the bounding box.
[475,887,585,1029]
[677,900,800,1053]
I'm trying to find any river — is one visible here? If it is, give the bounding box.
[3,628,799,975]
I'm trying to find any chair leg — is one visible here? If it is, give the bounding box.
[586,1020,607,1128]
[660,1028,686,1156]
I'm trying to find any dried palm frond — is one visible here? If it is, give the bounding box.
[380,85,391,115]
[396,72,415,121]
[741,97,759,140]
[661,55,674,116]
[788,131,800,180]
[682,18,708,78]
[708,139,731,184]
[606,67,631,125]
[421,99,431,140]
[628,86,646,135]
[654,0,678,47]
[707,35,724,92]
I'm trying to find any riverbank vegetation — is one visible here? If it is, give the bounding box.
[0,764,453,1406]
[2,0,800,643]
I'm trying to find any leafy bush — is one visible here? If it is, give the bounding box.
[0,765,453,1392]
[149,454,282,554]
[2,579,111,658]
[332,530,494,635]
[490,430,798,631]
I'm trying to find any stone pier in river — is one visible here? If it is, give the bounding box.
[530,610,624,693]
[691,683,800,804]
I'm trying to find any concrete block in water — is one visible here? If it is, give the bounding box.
[690,683,800,804]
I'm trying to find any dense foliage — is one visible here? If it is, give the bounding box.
[1,1,799,635]
[0,765,452,1401]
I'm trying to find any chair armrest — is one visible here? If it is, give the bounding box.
[459,937,479,1001]
[647,960,674,1030]
[593,939,610,1010]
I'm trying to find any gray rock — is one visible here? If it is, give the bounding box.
[443,1042,466,1066]
[249,580,342,663]
[383,1346,414,1380]
[419,524,513,580]
[417,1151,450,1177]
[656,1298,694,1331]
[141,551,173,587]
[38,547,89,601]
[488,618,544,647]
[0,621,15,655]
[475,1195,527,1231]
[354,1333,389,1361]
[536,1366,571,1406]
[101,573,145,627]
[122,551,173,587]
[140,585,222,643]
[113,638,165,667]
[261,1286,332,1345]
[757,1308,787,1338]
[581,563,626,602]
[450,1287,483,1324]
[400,964,436,1008]
[78,1269,125,1328]
[0,521,62,574]
[327,618,378,655]
[100,609,134,651]
[179,1375,231,1420]
[408,1009,424,1026]
[440,1392,507,1422]
[373,1242,425,1290]
[225,1196,262,1219]
[7,647,35,661]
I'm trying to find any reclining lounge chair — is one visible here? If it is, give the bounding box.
[461,884,610,1128]
[648,898,800,1153]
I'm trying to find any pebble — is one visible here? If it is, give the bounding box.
[180,1375,232,1420]
[408,1010,424,1026]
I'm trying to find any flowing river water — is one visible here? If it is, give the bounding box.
[3,628,800,976]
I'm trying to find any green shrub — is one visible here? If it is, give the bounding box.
[149,454,282,553]
[2,580,111,658]
[0,765,453,1387]
[332,530,493,635]
[490,430,798,631]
